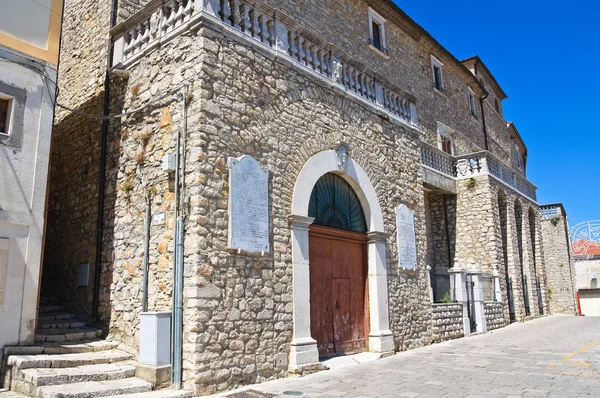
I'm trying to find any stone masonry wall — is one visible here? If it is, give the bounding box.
[484,301,505,331]
[42,0,112,318]
[431,303,464,343]
[541,215,577,314]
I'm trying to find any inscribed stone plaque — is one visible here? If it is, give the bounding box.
[396,204,417,270]
[228,155,270,254]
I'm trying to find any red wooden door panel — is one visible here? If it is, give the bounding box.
[309,225,367,357]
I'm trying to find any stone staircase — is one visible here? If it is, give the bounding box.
[1,300,191,398]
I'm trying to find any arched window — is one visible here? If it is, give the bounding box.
[308,173,367,233]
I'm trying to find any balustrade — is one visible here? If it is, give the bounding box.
[112,0,415,124]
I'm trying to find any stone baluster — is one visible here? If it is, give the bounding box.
[175,0,185,24]
[259,15,269,44]
[289,31,298,60]
[240,4,251,35]
[231,0,241,29]
[342,65,349,89]
[221,0,232,25]
[311,46,319,71]
[183,0,194,19]
[250,9,259,38]
[297,35,306,65]
[319,51,328,76]
[140,22,150,46]
[202,0,220,18]
[304,41,312,67]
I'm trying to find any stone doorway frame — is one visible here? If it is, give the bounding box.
[288,149,394,372]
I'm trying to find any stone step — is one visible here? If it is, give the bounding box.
[11,363,136,396]
[38,305,64,314]
[34,327,102,343]
[37,313,75,322]
[110,390,193,398]
[0,390,28,398]
[7,350,133,370]
[36,377,153,398]
[3,341,119,357]
[37,320,86,329]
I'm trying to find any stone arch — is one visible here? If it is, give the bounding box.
[287,149,392,372]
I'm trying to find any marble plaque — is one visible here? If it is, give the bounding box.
[228,155,270,254]
[396,204,417,270]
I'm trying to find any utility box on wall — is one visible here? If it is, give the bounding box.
[139,312,171,366]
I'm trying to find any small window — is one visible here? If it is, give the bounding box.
[368,8,387,55]
[437,122,454,155]
[494,98,500,113]
[467,87,477,118]
[431,56,445,93]
[0,96,12,136]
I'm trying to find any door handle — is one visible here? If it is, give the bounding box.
[335,300,340,309]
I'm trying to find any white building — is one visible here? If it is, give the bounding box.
[0,0,63,352]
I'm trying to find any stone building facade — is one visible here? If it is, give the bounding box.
[40,0,574,395]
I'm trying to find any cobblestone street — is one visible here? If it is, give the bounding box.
[214,316,600,398]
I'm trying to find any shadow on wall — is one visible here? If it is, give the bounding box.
[41,82,126,332]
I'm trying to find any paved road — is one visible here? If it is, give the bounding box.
[213,315,600,398]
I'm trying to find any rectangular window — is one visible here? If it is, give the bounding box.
[431,56,445,93]
[437,122,454,155]
[368,8,387,55]
[0,96,12,136]
[467,87,477,118]
[372,21,382,50]
[441,136,452,154]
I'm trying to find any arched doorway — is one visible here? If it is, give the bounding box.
[287,148,393,372]
[308,173,368,356]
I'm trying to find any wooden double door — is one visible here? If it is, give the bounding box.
[309,224,368,357]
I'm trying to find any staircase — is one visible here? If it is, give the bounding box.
[1,300,191,398]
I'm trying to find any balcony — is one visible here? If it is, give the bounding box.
[110,0,418,127]
[421,143,537,202]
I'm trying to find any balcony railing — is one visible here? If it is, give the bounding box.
[110,0,417,125]
[421,144,456,177]
[421,142,537,202]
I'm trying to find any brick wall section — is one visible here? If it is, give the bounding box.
[541,215,577,314]
[431,303,464,342]
[484,301,505,331]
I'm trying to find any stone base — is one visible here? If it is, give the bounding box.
[368,331,394,353]
[287,361,328,376]
[135,364,171,386]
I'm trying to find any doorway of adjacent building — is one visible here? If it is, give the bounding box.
[308,173,368,357]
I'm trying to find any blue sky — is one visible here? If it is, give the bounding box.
[395,1,599,229]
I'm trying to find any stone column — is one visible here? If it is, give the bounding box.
[468,269,487,333]
[448,265,469,335]
[287,215,320,372]
[426,265,434,303]
[366,231,394,353]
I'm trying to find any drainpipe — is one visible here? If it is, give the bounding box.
[172,86,188,389]
[92,0,118,321]
[141,192,151,312]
